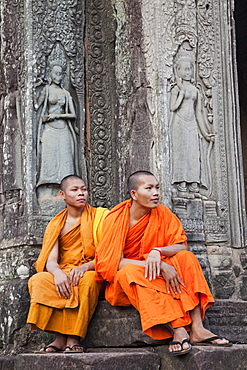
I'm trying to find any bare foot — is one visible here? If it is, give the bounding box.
[36,333,67,353]
[190,327,230,345]
[169,327,190,354]
[64,335,85,352]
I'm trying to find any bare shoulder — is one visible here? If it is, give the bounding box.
[60,215,81,236]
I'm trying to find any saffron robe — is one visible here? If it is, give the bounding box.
[95,199,215,340]
[27,205,108,338]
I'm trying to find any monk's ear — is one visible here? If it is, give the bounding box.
[59,190,65,200]
[130,189,137,200]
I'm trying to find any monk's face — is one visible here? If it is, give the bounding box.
[131,175,160,210]
[60,178,88,209]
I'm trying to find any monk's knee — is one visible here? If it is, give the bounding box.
[116,264,132,278]
[28,272,50,285]
[28,272,53,292]
[176,250,199,266]
[80,271,99,289]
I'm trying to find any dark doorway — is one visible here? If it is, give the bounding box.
[235,0,247,204]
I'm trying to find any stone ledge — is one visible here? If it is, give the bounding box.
[3,299,247,354]
[12,351,160,370]
[205,300,247,343]
[84,299,247,347]
[1,345,247,370]
[154,344,247,370]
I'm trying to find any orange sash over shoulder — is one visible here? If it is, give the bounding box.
[95,199,187,283]
[35,205,108,272]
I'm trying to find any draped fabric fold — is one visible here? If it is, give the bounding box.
[27,205,108,338]
[95,199,187,283]
[95,200,214,340]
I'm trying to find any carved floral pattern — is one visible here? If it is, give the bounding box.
[85,0,117,208]
[32,0,84,90]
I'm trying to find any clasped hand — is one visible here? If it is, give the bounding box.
[145,250,185,294]
[54,266,88,299]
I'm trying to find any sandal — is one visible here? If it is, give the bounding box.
[63,344,86,353]
[169,339,192,356]
[35,345,64,354]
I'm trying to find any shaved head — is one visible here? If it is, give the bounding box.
[60,175,86,191]
[127,171,156,194]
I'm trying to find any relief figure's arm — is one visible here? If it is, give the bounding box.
[195,91,215,142]
[170,86,185,112]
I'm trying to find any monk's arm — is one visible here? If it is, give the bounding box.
[118,254,145,270]
[70,261,95,286]
[144,243,186,281]
[155,242,186,257]
[46,239,72,299]
[160,261,185,295]
[119,254,161,283]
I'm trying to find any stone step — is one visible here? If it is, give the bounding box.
[154,344,247,370]
[9,300,247,354]
[1,345,247,370]
[83,299,247,347]
[1,350,160,370]
[10,299,247,355]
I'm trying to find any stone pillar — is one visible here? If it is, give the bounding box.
[85,0,118,208]
[0,0,116,350]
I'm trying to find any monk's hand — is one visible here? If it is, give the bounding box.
[160,261,185,294]
[70,265,89,286]
[145,250,161,281]
[53,270,72,299]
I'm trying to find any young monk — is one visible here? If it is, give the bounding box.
[27,175,108,353]
[95,170,231,356]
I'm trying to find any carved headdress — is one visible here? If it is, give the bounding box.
[174,41,195,82]
[47,43,67,84]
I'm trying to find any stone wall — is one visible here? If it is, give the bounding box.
[0,0,246,351]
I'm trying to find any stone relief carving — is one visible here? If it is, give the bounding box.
[126,44,154,175]
[170,41,215,198]
[85,0,117,208]
[2,63,23,196]
[35,44,79,191]
[32,0,86,214]
[155,0,230,249]
[0,0,25,242]
[127,83,154,174]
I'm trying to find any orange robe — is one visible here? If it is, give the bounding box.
[95,199,214,340]
[27,205,108,338]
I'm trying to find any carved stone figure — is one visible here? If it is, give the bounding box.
[127,63,154,174]
[170,42,214,196]
[1,66,23,196]
[35,53,78,189]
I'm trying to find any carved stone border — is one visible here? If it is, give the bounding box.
[85,0,118,208]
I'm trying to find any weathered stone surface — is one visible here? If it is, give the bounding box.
[3,299,246,354]
[154,344,247,370]
[211,272,236,299]
[15,351,160,370]
[0,279,29,349]
[240,275,247,300]
[0,355,15,370]
[206,300,247,343]
[1,345,247,370]
[84,300,166,348]
[84,300,247,348]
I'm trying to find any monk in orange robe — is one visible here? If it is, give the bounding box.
[95,171,231,356]
[27,175,108,353]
